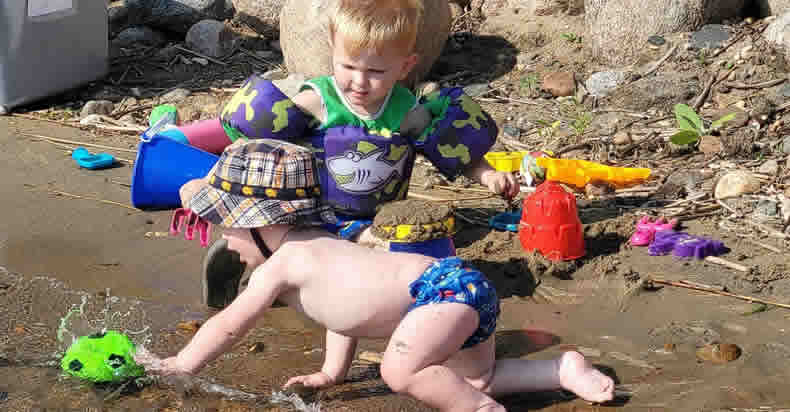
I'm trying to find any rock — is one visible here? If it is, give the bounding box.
[690,24,732,50]
[782,136,790,154]
[463,83,491,97]
[714,170,762,199]
[358,350,383,364]
[261,68,287,81]
[185,20,236,58]
[613,131,632,145]
[755,199,779,218]
[757,0,790,18]
[780,194,790,223]
[160,88,192,103]
[111,26,168,48]
[417,81,441,97]
[695,343,742,363]
[759,159,780,175]
[711,107,749,129]
[647,34,666,46]
[502,124,520,138]
[272,72,307,98]
[765,12,790,60]
[108,4,131,37]
[608,73,700,112]
[176,320,202,332]
[542,72,575,97]
[698,135,724,155]
[231,0,284,35]
[124,0,235,35]
[449,1,464,20]
[80,100,115,118]
[585,71,628,98]
[585,0,747,65]
[279,0,450,89]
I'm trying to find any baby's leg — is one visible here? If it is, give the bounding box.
[485,351,614,403]
[381,302,504,412]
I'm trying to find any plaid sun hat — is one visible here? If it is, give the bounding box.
[189,139,337,228]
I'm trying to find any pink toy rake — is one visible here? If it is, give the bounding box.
[170,208,211,248]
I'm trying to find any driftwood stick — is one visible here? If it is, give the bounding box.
[20,132,138,153]
[648,277,790,310]
[704,256,750,272]
[47,190,140,211]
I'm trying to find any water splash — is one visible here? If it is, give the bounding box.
[271,391,323,412]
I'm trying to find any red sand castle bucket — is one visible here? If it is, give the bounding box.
[519,181,586,261]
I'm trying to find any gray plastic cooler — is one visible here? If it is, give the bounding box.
[0,0,108,114]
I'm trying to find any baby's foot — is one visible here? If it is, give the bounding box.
[557,351,614,403]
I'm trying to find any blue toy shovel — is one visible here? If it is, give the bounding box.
[72,147,116,170]
[489,210,522,232]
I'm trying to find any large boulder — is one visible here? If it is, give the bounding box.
[764,11,790,58]
[757,0,790,17]
[279,0,451,89]
[124,0,235,34]
[585,0,747,65]
[230,0,283,36]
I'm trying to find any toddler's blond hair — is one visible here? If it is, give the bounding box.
[328,0,423,57]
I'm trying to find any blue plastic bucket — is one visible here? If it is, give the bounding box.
[389,237,456,259]
[130,134,219,210]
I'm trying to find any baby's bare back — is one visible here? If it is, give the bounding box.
[278,231,435,338]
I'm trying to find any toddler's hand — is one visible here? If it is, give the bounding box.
[481,170,520,199]
[284,371,335,389]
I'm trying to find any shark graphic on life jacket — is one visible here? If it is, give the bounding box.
[327,146,410,195]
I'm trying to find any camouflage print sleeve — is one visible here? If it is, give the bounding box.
[412,87,498,180]
[219,75,309,142]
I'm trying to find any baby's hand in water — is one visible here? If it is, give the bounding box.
[134,347,190,377]
[284,371,335,389]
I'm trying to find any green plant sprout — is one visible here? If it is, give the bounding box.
[570,111,593,137]
[669,103,736,145]
[536,119,562,140]
[561,32,582,43]
[520,73,540,96]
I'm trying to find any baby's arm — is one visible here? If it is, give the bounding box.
[162,262,287,374]
[285,329,357,388]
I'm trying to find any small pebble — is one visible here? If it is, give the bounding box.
[647,35,666,46]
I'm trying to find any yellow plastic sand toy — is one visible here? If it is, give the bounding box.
[484,151,529,173]
[535,157,651,189]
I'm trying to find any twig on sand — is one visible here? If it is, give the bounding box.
[408,191,495,203]
[641,44,678,77]
[692,74,718,111]
[174,45,227,66]
[741,218,789,239]
[453,210,489,227]
[19,132,137,153]
[723,78,787,90]
[46,190,140,212]
[39,139,134,164]
[647,277,790,310]
[742,237,782,253]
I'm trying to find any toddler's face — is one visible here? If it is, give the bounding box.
[331,33,417,116]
